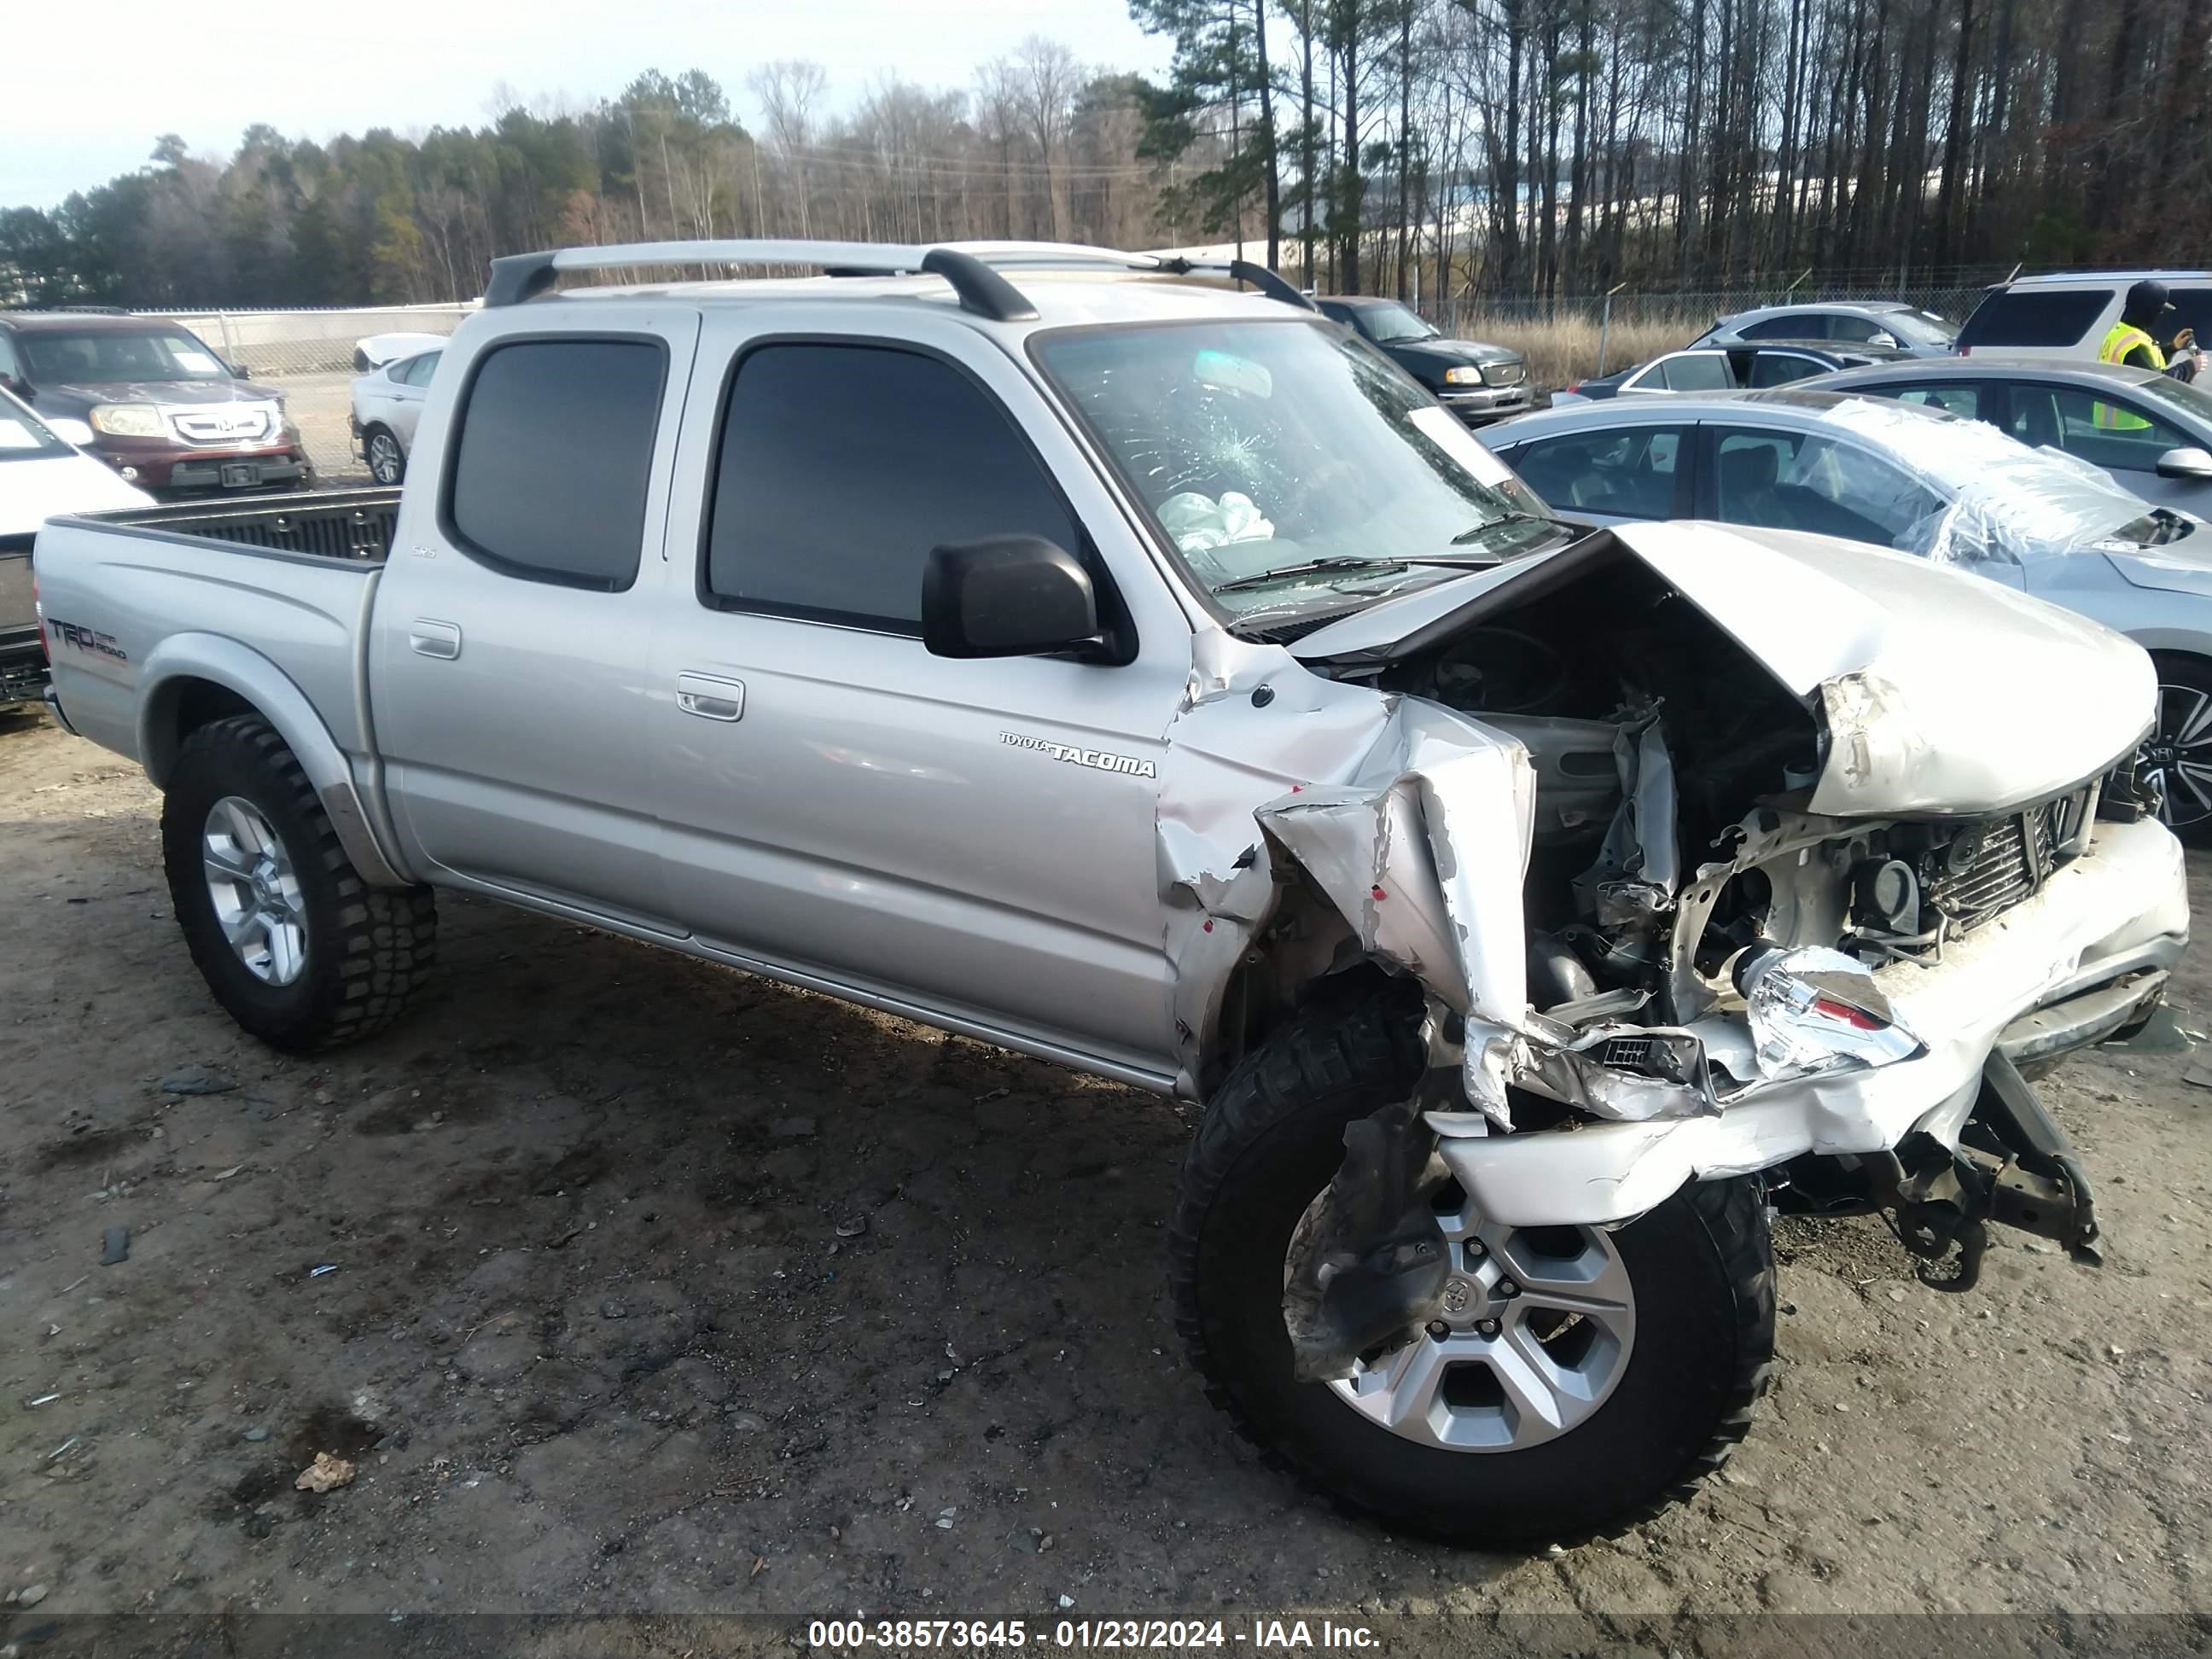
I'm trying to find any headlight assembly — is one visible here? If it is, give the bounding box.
[88,403,164,437]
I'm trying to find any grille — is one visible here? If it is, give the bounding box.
[1925,806,2064,930]
[171,408,272,445]
[1481,360,1527,387]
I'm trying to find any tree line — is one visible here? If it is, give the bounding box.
[1139,0,2208,302]
[1,0,2203,311]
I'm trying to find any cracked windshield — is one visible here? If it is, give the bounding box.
[1034,319,1561,620]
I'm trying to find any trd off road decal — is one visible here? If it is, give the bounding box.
[49,620,127,661]
[1000,731,1158,778]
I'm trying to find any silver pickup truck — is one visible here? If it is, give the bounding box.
[32,240,2191,1546]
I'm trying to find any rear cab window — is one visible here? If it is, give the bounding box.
[1958,288,2108,349]
[443,336,667,591]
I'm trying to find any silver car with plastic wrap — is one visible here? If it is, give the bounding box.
[29,241,2190,1546]
[1492,387,2212,838]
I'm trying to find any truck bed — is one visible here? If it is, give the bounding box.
[33,486,399,771]
[70,487,400,563]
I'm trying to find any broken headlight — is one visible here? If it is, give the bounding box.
[1738,946,1925,1077]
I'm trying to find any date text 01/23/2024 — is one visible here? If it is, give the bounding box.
[807,1620,1381,1650]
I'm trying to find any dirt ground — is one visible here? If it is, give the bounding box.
[3,709,2211,1642]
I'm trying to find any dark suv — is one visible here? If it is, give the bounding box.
[0,312,313,493]
[1313,296,1531,423]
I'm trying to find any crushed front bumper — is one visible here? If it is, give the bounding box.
[1439,816,2190,1227]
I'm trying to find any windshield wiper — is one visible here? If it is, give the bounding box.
[1452,509,1559,545]
[1213,556,1409,593]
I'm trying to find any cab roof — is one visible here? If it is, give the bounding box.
[480,239,1318,333]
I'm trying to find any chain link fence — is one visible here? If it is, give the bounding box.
[136,304,474,376]
[1409,284,1987,396]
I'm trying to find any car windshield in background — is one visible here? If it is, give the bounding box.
[0,390,72,461]
[19,329,231,385]
[1355,301,1438,344]
[1884,309,1959,346]
[1033,319,1557,619]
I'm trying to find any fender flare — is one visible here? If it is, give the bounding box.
[136,633,413,889]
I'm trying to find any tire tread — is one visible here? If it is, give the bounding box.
[165,713,436,1051]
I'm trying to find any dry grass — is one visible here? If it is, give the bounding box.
[1459,313,1702,393]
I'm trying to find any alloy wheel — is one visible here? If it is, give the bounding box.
[201,795,307,986]
[1306,1179,1636,1452]
[2149,679,2212,830]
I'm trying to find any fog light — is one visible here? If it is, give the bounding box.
[1737,946,1924,1076]
[117,465,140,480]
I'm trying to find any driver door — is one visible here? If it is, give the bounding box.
[648,309,1194,1080]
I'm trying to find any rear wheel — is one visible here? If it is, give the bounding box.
[162,714,437,1051]
[364,426,405,486]
[1171,995,1774,1545]
[2148,652,2212,843]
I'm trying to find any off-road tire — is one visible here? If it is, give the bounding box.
[1170,993,1775,1546]
[162,714,437,1051]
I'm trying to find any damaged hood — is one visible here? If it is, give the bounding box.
[1290,521,2154,817]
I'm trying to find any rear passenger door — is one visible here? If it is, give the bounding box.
[370,311,700,930]
[649,311,1196,1080]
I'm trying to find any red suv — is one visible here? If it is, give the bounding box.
[0,311,314,494]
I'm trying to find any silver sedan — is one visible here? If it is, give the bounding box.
[1487,387,2212,835]
[1807,356,2212,512]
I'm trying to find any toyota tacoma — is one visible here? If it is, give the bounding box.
[29,241,2189,1545]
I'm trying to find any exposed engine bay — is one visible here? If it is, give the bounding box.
[1338,547,2150,1112]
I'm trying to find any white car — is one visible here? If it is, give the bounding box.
[1956,270,2212,362]
[349,347,442,485]
[2,385,151,713]
[351,331,447,374]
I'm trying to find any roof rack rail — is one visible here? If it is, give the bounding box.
[481,238,1313,321]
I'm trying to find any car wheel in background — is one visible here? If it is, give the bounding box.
[2148,653,2212,844]
[364,427,405,486]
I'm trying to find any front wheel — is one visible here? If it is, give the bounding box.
[162,714,438,1051]
[2149,652,2212,843]
[1171,996,1774,1545]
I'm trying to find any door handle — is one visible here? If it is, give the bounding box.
[676,672,746,722]
[409,619,462,660]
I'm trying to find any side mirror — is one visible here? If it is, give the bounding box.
[225,361,252,380]
[0,372,25,399]
[2157,446,2212,481]
[1869,330,1899,349]
[922,535,1103,660]
[47,416,96,446]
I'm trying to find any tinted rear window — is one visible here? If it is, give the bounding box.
[1957,289,2107,348]
[446,338,666,591]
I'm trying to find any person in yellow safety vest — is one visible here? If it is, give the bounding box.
[2095,280,2198,428]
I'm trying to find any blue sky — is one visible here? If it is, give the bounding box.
[3,0,1173,209]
